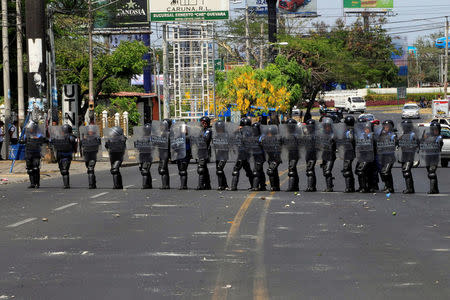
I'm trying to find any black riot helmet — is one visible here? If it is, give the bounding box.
[215,120,226,133]
[344,116,355,127]
[161,119,172,131]
[286,118,298,133]
[430,121,441,136]
[200,116,211,128]
[143,123,152,135]
[110,126,124,137]
[62,124,73,134]
[240,117,252,127]
[401,119,413,133]
[267,125,278,136]
[286,118,297,125]
[252,122,261,135]
[306,119,315,125]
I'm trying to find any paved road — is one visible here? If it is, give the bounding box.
[1,110,449,300]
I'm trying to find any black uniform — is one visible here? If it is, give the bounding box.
[251,123,266,191]
[303,119,317,192]
[20,122,46,189]
[398,120,419,194]
[196,116,212,190]
[137,123,153,189]
[158,119,172,189]
[283,119,301,192]
[420,122,443,194]
[318,118,337,192]
[213,120,229,190]
[231,117,254,191]
[80,125,101,189]
[355,121,376,193]
[50,124,77,189]
[339,116,356,193]
[105,126,127,189]
[376,120,397,193]
[262,125,282,191]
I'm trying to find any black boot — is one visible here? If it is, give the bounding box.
[428,178,439,194]
[28,173,35,189]
[403,177,415,194]
[252,176,261,191]
[269,176,280,191]
[63,175,70,189]
[344,177,355,193]
[248,175,254,190]
[161,174,170,189]
[113,174,123,189]
[34,171,40,189]
[88,173,97,189]
[357,175,368,193]
[305,176,316,192]
[324,176,333,192]
[286,176,299,192]
[142,175,152,189]
[231,174,239,191]
[218,174,228,190]
[179,175,188,190]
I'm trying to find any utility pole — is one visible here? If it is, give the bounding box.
[245,0,250,65]
[1,0,10,159]
[362,12,370,31]
[259,22,264,69]
[88,0,95,124]
[267,0,277,63]
[445,16,448,100]
[163,24,170,119]
[16,0,24,127]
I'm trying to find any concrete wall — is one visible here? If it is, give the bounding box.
[322,87,445,100]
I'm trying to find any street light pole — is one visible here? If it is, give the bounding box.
[1,0,10,159]
[445,16,448,100]
[245,0,250,65]
[88,0,95,124]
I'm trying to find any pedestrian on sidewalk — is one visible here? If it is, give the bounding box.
[0,120,4,160]
[9,120,18,145]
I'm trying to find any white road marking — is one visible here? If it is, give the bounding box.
[53,203,78,211]
[124,185,134,188]
[6,218,37,228]
[271,211,313,215]
[193,232,228,235]
[144,252,210,257]
[44,251,68,256]
[92,201,120,204]
[151,204,179,207]
[90,192,109,199]
[393,283,424,287]
[432,248,450,252]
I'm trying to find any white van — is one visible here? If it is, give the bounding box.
[334,96,366,114]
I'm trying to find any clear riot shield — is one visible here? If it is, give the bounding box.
[132,126,153,163]
[280,123,301,162]
[235,126,252,161]
[79,125,101,153]
[243,125,264,163]
[211,122,237,161]
[49,126,73,152]
[397,123,419,163]
[300,123,317,161]
[190,122,209,160]
[260,125,282,162]
[151,121,170,161]
[334,123,355,161]
[170,122,187,161]
[354,122,375,162]
[104,128,127,153]
[419,127,441,167]
[316,120,336,161]
[375,128,397,165]
[25,123,45,154]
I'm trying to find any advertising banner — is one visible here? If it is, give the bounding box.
[62,84,79,130]
[248,0,317,16]
[94,0,150,32]
[432,99,449,118]
[344,0,393,12]
[150,0,229,22]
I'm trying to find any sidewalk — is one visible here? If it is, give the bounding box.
[0,160,138,185]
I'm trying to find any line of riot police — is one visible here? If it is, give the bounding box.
[20,115,444,194]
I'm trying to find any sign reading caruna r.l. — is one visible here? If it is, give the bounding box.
[150,0,229,22]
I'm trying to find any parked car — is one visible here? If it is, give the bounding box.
[334,96,366,114]
[357,113,380,125]
[430,117,450,127]
[440,126,450,167]
[279,0,306,12]
[402,103,421,119]
[319,108,343,123]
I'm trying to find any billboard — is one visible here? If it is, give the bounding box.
[248,0,317,17]
[344,0,393,12]
[94,0,150,32]
[150,0,229,22]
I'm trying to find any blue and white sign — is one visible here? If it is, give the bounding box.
[248,0,317,16]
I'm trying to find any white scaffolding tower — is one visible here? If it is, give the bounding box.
[165,23,215,120]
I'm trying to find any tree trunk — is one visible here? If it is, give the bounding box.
[304,88,320,122]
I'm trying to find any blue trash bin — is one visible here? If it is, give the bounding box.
[8,144,26,160]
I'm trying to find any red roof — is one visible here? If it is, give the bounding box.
[110,92,157,97]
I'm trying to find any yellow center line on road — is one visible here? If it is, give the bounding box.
[212,170,288,300]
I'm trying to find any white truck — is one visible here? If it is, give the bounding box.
[334,96,366,114]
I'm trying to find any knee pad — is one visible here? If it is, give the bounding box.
[197,165,206,175]
[27,169,33,175]
[60,169,69,176]
[179,170,187,177]
[402,171,411,178]
[428,172,437,180]
[324,170,332,177]
[288,170,297,177]
[158,167,167,176]
[110,168,119,175]
[87,167,95,174]
[232,170,239,176]
[267,168,274,176]
[216,169,224,176]
[306,170,315,177]
[253,170,259,177]
[343,170,353,178]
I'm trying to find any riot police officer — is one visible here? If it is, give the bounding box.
[355,120,375,193]
[398,120,419,194]
[20,121,46,189]
[171,122,190,190]
[261,124,282,191]
[135,123,153,189]
[375,120,397,193]
[251,122,266,191]
[282,118,301,192]
[212,120,230,190]
[230,117,254,191]
[50,124,77,189]
[79,125,101,189]
[303,119,317,192]
[105,126,127,189]
[339,116,356,193]
[158,119,172,189]
[318,117,337,192]
[196,116,212,190]
[420,122,443,194]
